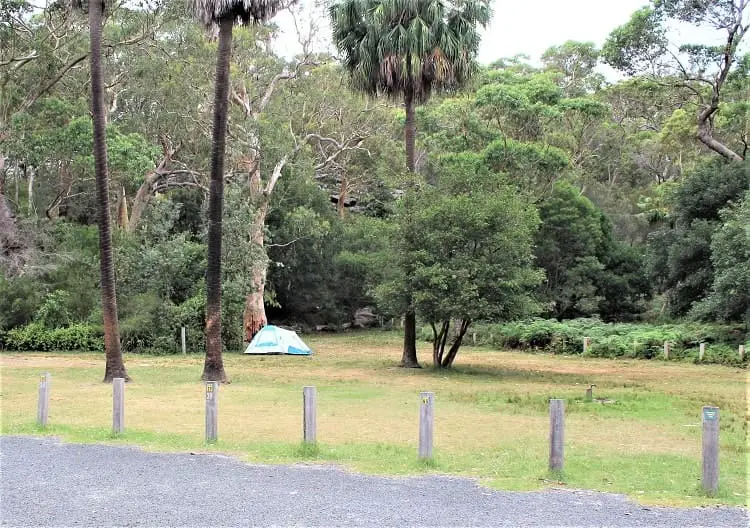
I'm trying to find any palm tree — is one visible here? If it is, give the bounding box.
[73,0,129,382]
[189,0,291,382]
[330,0,491,367]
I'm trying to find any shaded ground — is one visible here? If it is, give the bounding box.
[1,436,747,527]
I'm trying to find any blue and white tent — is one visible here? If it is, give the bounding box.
[244,325,313,355]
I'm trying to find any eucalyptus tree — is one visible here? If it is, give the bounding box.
[329,0,491,367]
[188,0,293,382]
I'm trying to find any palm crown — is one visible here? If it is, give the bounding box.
[330,0,492,102]
[189,0,288,27]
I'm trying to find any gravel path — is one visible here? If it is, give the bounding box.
[0,436,746,527]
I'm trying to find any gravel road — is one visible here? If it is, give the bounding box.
[0,436,746,527]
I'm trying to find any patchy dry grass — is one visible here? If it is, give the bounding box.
[1,331,747,507]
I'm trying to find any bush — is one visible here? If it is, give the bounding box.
[427,318,747,366]
[2,323,104,351]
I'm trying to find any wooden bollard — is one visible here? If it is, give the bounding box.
[549,399,565,471]
[418,392,434,460]
[585,384,595,402]
[303,386,317,443]
[181,326,187,355]
[663,341,670,360]
[205,381,218,443]
[739,345,745,361]
[583,337,591,354]
[699,342,706,361]
[472,332,476,345]
[37,373,50,427]
[112,377,125,434]
[702,406,719,494]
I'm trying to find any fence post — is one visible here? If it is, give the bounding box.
[205,381,218,443]
[583,337,591,354]
[549,399,565,471]
[739,345,745,361]
[181,326,187,355]
[303,386,317,444]
[112,378,125,434]
[663,341,670,360]
[585,384,595,402]
[37,373,50,427]
[418,392,434,460]
[702,406,719,494]
[699,342,706,361]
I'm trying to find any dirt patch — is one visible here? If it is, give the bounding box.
[0,354,101,369]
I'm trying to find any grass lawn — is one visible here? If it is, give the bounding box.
[1,331,747,507]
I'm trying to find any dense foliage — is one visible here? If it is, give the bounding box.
[1,0,747,365]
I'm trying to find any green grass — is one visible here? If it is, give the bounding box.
[1,331,747,507]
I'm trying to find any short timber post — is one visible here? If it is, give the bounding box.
[112,377,125,434]
[739,345,745,361]
[472,332,476,345]
[663,341,670,360]
[205,381,218,443]
[549,399,565,471]
[181,326,187,355]
[585,384,595,402]
[37,373,51,427]
[699,342,706,361]
[701,406,719,494]
[418,392,434,460]
[583,337,591,354]
[303,386,317,443]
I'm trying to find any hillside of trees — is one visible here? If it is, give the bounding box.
[1,0,748,371]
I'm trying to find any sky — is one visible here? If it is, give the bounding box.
[271,0,654,66]
[271,0,737,78]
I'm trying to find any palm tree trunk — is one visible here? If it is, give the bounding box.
[400,89,420,368]
[202,16,233,383]
[89,0,128,382]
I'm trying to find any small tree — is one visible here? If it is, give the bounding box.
[330,0,492,368]
[378,153,542,368]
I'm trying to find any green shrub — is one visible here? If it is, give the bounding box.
[433,319,747,366]
[2,323,104,351]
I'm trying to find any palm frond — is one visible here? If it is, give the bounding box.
[188,0,293,27]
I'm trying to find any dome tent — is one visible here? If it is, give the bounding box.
[243,325,313,355]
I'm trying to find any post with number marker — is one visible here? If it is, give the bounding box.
[739,345,745,361]
[181,326,187,355]
[205,381,218,443]
[583,337,591,354]
[303,386,317,443]
[418,392,434,460]
[663,341,670,359]
[699,342,705,361]
[702,406,719,494]
[112,377,125,434]
[549,399,565,471]
[37,373,50,427]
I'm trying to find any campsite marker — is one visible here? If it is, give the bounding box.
[418,392,434,460]
[303,386,317,443]
[702,406,719,494]
[205,381,218,443]
[699,342,705,361]
[37,373,50,427]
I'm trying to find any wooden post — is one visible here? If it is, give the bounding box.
[303,386,317,443]
[418,392,434,460]
[739,345,745,361]
[549,399,565,471]
[702,406,719,494]
[663,341,670,360]
[181,326,186,355]
[699,342,706,361]
[583,337,591,354]
[205,381,218,443]
[112,377,125,434]
[585,384,595,402]
[472,332,476,345]
[37,373,50,427]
